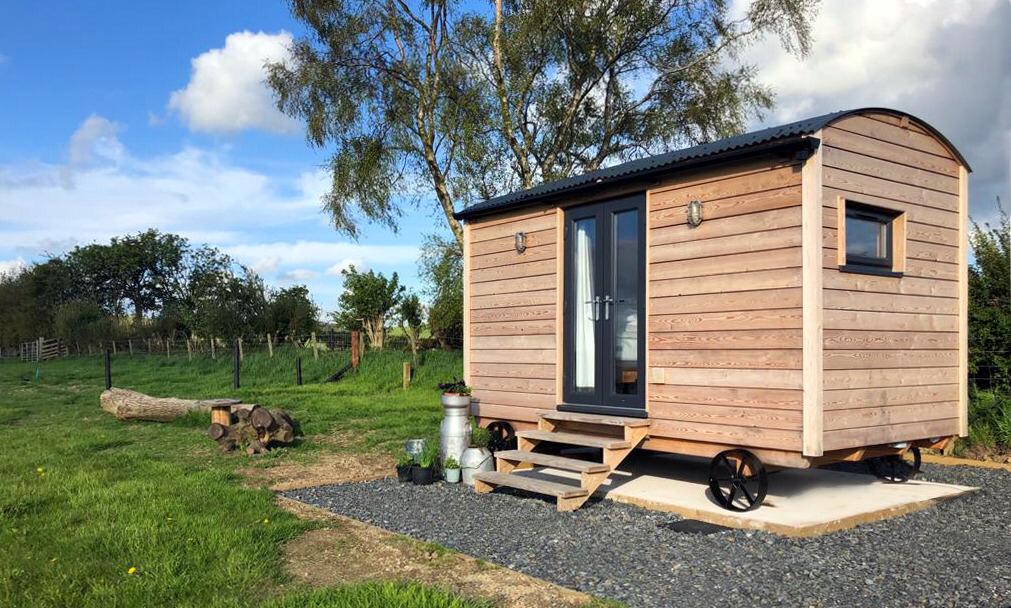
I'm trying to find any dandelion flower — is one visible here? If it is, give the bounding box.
[127,567,137,575]
[36,467,44,473]
[262,518,270,524]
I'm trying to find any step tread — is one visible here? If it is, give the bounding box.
[494,450,610,473]
[474,471,588,498]
[517,429,631,449]
[542,411,651,427]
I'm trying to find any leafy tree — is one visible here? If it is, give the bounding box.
[187,258,269,341]
[268,285,320,342]
[333,266,404,350]
[419,235,462,349]
[398,292,425,358]
[969,202,1010,391]
[0,268,37,345]
[268,0,815,246]
[53,300,115,346]
[108,230,188,320]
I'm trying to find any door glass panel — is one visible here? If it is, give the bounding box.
[573,217,596,393]
[612,209,639,395]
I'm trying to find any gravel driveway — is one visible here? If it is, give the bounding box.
[284,463,1011,608]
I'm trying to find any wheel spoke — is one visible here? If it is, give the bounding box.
[737,481,756,506]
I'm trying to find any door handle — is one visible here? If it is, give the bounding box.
[602,295,613,320]
[585,296,601,321]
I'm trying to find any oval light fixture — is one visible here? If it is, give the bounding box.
[687,200,704,227]
[514,231,527,253]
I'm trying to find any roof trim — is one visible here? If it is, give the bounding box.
[454,107,969,222]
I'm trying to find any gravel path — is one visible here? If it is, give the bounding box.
[284,464,1011,608]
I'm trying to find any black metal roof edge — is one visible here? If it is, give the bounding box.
[454,107,969,221]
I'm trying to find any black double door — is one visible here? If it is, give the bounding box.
[561,194,646,417]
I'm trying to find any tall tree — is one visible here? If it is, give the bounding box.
[419,235,462,349]
[268,285,320,342]
[333,266,404,350]
[969,201,1010,391]
[269,0,816,246]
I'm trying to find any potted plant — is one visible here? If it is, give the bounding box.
[438,378,472,467]
[460,423,494,486]
[443,456,461,483]
[395,451,414,483]
[412,443,438,485]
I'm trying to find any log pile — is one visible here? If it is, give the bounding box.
[208,405,298,455]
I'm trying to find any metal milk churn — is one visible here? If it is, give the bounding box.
[439,393,472,464]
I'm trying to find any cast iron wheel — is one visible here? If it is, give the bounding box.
[708,449,768,512]
[868,447,921,483]
[485,421,516,453]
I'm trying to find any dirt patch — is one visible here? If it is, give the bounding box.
[240,450,393,491]
[277,497,595,608]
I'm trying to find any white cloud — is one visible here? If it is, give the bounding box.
[168,31,297,134]
[0,257,27,278]
[224,241,416,276]
[325,258,365,276]
[737,0,1011,222]
[277,268,318,283]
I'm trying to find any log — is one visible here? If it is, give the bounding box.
[100,388,213,422]
[249,406,276,431]
[207,423,229,441]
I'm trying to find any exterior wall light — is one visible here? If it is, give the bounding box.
[514,231,527,253]
[687,200,704,227]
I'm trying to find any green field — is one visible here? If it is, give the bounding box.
[0,348,481,608]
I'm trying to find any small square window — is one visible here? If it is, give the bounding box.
[838,200,905,277]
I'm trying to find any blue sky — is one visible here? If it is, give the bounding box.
[0,0,1008,313]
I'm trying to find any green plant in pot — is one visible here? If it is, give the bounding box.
[412,443,438,485]
[395,451,414,483]
[460,422,494,486]
[443,456,461,483]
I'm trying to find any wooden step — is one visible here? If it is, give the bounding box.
[494,450,610,474]
[517,430,631,450]
[473,470,588,499]
[541,411,651,428]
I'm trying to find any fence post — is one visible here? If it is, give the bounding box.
[311,332,319,360]
[186,338,192,361]
[296,357,303,386]
[104,349,112,390]
[403,361,411,390]
[233,340,241,389]
[112,340,117,355]
[211,338,216,360]
[166,338,171,358]
[37,337,43,362]
[238,338,244,361]
[128,339,133,355]
[267,333,274,358]
[351,331,360,369]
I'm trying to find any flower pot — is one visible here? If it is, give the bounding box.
[396,464,413,483]
[440,394,472,465]
[443,467,461,483]
[412,465,435,485]
[460,447,494,486]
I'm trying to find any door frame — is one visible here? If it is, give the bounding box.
[560,194,647,418]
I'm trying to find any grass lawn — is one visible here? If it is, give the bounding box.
[0,347,492,608]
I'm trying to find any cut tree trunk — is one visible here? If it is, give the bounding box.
[100,389,241,422]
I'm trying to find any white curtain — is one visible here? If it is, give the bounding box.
[574,221,595,390]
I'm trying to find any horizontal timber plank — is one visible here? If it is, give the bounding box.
[471,389,556,408]
[649,248,801,280]
[822,126,959,177]
[470,349,555,365]
[470,320,556,336]
[648,419,802,451]
[650,227,802,263]
[471,258,556,283]
[517,430,631,449]
[650,185,801,230]
[470,334,556,350]
[648,348,801,369]
[822,418,960,452]
[822,146,959,195]
[473,470,587,498]
[825,402,960,432]
[646,329,802,350]
[471,376,555,394]
[823,270,958,298]
[655,367,802,390]
[824,167,957,213]
[830,115,955,159]
[824,310,958,332]
[470,363,555,379]
[649,384,802,410]
[470,213,556,242]
[470,290,555,310]
[470,228,556,256]
[823,349,958,369]
[470,304,555,323]
[824,194,957,232]
[823,290,958,315]
[650,207,801,246]
[823,384,960,410]
[650,164,801,212]
[649,309,802,333]
[471,243,555,270]
[823,329,958,350]
[470,273,554,297]
[471,403,547,423]
[650,288,802,314]
[824,367,959,390]
[495,450,611,473]
[823,250,958,281]
[651,268,801,297]
[650,402,802,431]
[823,224,959,258]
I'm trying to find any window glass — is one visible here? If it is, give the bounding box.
[846,215,888,260]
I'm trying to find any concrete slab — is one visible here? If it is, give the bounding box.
[512,452,976,537]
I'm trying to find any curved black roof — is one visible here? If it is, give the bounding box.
[454,107,968,221]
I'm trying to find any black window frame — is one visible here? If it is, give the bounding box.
[841,202,902,277]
